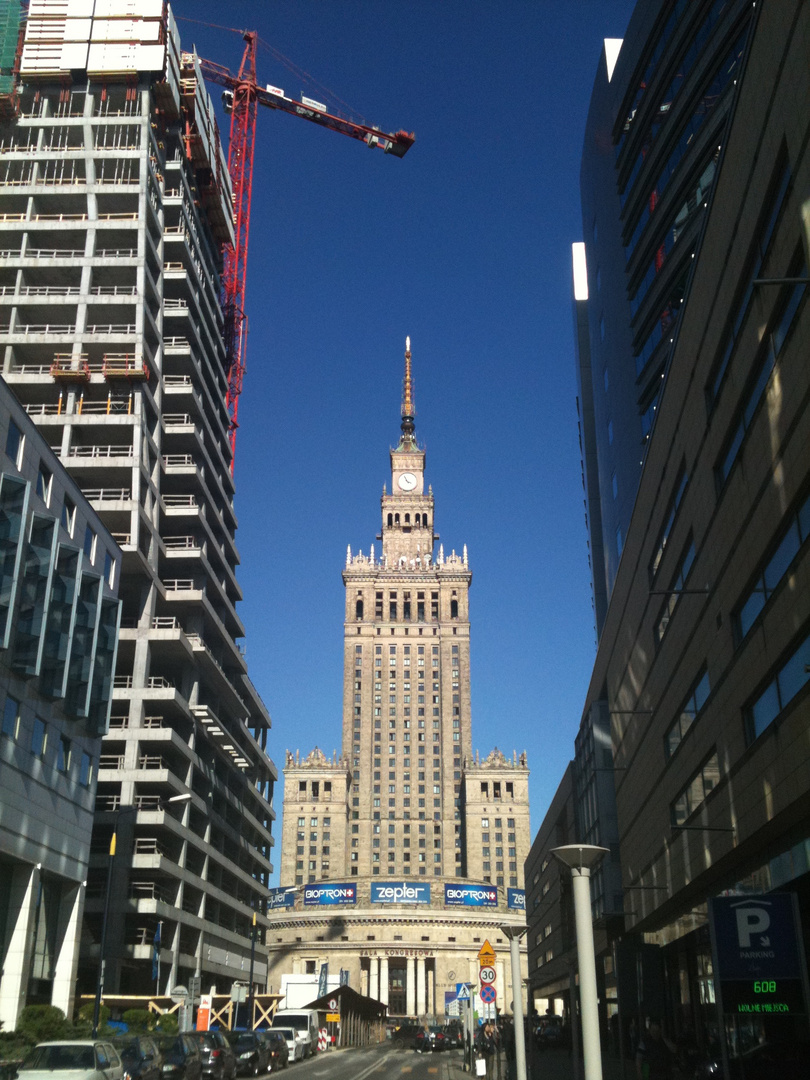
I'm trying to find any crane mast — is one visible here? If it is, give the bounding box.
[196,33,414,470]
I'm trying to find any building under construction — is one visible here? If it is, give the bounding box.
[0,0,277,1017]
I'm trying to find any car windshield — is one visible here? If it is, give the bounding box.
[235,1037,256,1051]
[275,1030,294,1039]
[23,1047,96,1071]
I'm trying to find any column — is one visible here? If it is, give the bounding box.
[51,882,84,1019]
[369,956,379,1000]
[496,960,507,1012]
[427,963,434,1017]
[406,956,416,1017]
[379,955,389,1006]
[416,957,426,1017]
[0,864,39,1031]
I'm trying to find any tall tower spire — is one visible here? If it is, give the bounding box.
[400,335,416,445]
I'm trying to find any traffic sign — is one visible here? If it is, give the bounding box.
[170,985,188,1004]
[478,940,496,965]
[480,985,496,1004]
[479,966,496,985]
[457,985,470,1001]
[328,998,338,1010]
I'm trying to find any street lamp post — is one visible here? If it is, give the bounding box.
[92,793,192,1036]
[551,845,609,1080]
[500,923,528,1080]
[246,910,257,1030]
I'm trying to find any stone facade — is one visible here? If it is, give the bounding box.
[269,342,530,1019]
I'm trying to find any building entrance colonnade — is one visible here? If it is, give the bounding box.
[361,954,435,1017]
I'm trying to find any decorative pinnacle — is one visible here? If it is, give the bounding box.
[401,336,415,438]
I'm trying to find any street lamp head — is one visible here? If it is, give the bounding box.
[164,793,193,804]
[550,844,610,872]
[499,923,527,940]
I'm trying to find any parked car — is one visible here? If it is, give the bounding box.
[257,1034,287,1072]
[268,1029,304,1064]
[414,1027,448,1053]
[186,1033,234,1080]
[391,1024,421,1046]
[535,1020,562,1048]
[19,1042,123,1080]
[112,1037,163,1080]
[444,1025,464,1049]
[228,1035,268,1078]
[154,1036,202,1080]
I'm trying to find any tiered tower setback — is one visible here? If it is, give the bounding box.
[271,344,529,1018]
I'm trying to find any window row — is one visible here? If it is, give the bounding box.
[1,695,94,785]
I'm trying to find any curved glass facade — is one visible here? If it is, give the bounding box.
[575,0,752,629]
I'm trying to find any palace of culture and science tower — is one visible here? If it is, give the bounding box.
[266,342,530,1019]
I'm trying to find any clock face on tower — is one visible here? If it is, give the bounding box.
[398,472,417,491]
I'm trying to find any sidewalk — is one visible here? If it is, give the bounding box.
[443,1046,631,1080]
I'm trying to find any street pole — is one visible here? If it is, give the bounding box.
[247,911,257,1030]
[92,828,117,1037]
[92,794,192,1037]
[500,925,527,1080]
[551,846,609,1080]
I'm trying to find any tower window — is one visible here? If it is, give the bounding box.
[451,599,458,619]
[387,513,393,526]
[356,599,364,619]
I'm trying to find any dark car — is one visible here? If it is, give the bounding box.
[186,1034,234,1080]
[112,1037,163,1080]
[257,1034,287,1073]
[155,1036,202,1080]
[229,1035,268,1078]
[414,1027,448,1053]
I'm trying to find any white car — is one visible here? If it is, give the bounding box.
[270,1029,306,1063]
[19,1042,123,1080]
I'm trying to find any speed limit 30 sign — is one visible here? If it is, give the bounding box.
[479,965,496,985]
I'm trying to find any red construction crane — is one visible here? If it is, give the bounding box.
[196,31,415,470]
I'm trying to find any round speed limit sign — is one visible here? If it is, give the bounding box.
[479,965,496,984]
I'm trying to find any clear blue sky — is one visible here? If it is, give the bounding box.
[177,0,636,879]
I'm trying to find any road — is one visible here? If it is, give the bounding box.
[272,1044,465,1080]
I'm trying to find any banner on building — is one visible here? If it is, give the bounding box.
[444,883,498,908]
[371,882,430,905]
[507,888,525,911]
[268,886,296,910]
[303,883,357,906]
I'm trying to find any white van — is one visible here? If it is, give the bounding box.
[271,1010,320,1058]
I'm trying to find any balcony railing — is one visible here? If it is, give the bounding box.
[81,487,132,502]
[69,444,131,459]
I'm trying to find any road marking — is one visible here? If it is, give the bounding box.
[346,1051,398,1080]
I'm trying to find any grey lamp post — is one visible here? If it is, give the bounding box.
[92,793,192,1036]
[550,845,609,1080]
[500,924,528,1080]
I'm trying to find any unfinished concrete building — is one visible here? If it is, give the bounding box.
[0,0,277,1000]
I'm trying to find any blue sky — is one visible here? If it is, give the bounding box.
[177,0,637,878]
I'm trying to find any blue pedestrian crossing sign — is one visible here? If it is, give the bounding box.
[457,984,470,1001]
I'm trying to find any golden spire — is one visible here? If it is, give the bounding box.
[400,336,416,441]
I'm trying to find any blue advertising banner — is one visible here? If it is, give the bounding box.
[507,888,526,911]
[303,882,357,906]
[268,886,296,910]
[371,882,430,905]
[444,883,498,908]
